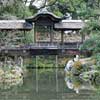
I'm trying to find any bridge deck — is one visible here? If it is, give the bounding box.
[0,42,81,50]
[0,43,82,55]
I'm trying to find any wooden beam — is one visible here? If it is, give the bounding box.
[0,20,87,30]
[0,20,33,30]
[34,26,36,43]
[50,26,53,43]
[61,30,64,44]
[54,20,87,30]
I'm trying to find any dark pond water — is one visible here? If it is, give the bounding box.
[0,63,100,100]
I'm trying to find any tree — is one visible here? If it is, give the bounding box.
[0,0,34,45]
[0,0,32,19]
[30,0,100,19]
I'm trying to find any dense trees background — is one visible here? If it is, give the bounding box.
[0,0,100,19]
[29,0,100,19]
[0,0,32,19]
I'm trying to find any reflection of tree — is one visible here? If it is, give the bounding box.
[65,75,100,94]
[65,76,82,94]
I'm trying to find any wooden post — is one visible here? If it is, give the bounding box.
[81,33,85,43]
[50,26,53,43]
[34,25,36,43]
[4,56,7,67]
[61,30,64,44]
[15,55,18,65]
[23,31,26,44]
[19,56,23,68]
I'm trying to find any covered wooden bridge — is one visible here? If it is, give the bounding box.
[0,10,87,55]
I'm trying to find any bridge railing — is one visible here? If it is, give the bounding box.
[27,42,82,49]
[0,42,82,50]
[59,42,82,49]
[30,42,59,47]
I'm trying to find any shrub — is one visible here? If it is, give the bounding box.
[73,61,82,70]
[80,34,100,54]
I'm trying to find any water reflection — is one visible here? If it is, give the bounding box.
[65,70,100,94]
[64,55,100,94]
[65,75,98,94]
[0,55,100,100]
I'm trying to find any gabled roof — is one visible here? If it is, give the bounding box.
[26,9,62,23]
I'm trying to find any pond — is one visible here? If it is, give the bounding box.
[0,56,100,100]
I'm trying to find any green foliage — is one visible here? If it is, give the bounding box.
[47,0,100,19]
[80,34,100,53]
[80,37,95,51]
[81,33,100,70]
[52,7,63,17]
[0,0,32,19]
[24,30,34,44]
[79,0,100,71]
[1,0,99,19]
[94,53,100,70]
[81,20,100,34]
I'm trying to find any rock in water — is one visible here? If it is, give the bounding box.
[64,60,74,72]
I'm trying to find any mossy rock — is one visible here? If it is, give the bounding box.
[73,61,82,70]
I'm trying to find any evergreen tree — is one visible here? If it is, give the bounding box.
[0,0,32,19]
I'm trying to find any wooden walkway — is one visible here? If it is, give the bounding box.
[0,43,82,55]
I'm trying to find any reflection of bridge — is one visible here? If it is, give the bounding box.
[0,42,82,55]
